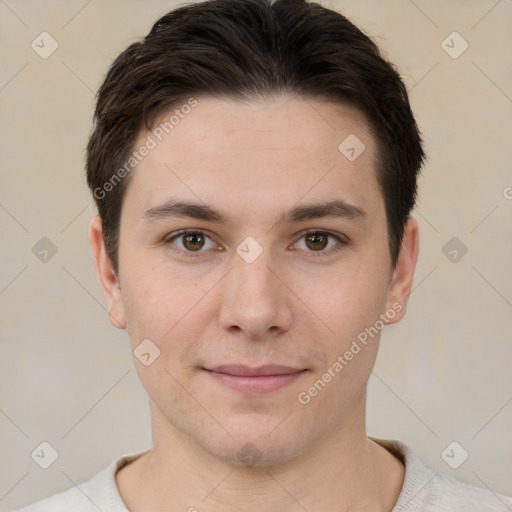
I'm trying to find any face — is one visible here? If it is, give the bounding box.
[91,95,418,465]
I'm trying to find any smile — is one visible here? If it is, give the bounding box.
[203,365,308,395]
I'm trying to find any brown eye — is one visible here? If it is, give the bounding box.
[292,230,347,256]
[167,230,217,254]
[305,232,329,251]
[182,232,205,251]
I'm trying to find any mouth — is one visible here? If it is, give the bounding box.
[202,365,308,395]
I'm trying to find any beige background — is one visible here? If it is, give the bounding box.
[1,0,511,509]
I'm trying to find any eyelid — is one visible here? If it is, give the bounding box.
[293,228,349,243]
[165,229,221,257]
[165,228,349,257]
[289,229,349,255]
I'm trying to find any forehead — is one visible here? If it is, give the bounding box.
[148,95,373,158]
[124,95,382,224]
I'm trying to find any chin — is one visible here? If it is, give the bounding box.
[200,417,309,468]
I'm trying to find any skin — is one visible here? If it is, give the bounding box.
[90,95,419,511]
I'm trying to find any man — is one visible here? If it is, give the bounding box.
[15,0,512,510]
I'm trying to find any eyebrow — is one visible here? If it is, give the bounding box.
[142,198,366,227]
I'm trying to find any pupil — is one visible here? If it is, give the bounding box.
[184,233,204,251]
[306,233,327,250]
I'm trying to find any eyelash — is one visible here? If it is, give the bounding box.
[164,229,349,258]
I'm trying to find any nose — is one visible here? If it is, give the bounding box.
[218,246,293,340]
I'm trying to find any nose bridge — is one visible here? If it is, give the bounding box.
[219,241,292,337]
[235,247,274,294]
[232,243,279,306]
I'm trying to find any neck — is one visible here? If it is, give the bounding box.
[116,400,404,511]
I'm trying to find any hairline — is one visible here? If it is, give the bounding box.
[111,92,397,272]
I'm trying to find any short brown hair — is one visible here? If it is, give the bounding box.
[87,0,426,271]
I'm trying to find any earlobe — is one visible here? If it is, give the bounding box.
[89,216,127,329]
[384,216,419,325]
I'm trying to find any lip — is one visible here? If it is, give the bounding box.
[207,364,305,376]
[203,365,307,395]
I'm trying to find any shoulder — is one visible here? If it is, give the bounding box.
[427,471,512,510]
[13,485,97,512]
[372,438,512,512]
[10,450,149,512]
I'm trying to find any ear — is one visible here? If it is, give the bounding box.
[89,216,127,329]
[384,216,419,325]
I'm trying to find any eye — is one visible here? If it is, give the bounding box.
[165,229,347,258]
[292,231,347,254]
[166,230,218,254]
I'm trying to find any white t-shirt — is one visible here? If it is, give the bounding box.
[11,438,512,511]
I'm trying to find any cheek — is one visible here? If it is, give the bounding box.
[299,261,390,344]
[120,269,210,401]
[294,270,387,415]
[120,260,219,349]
